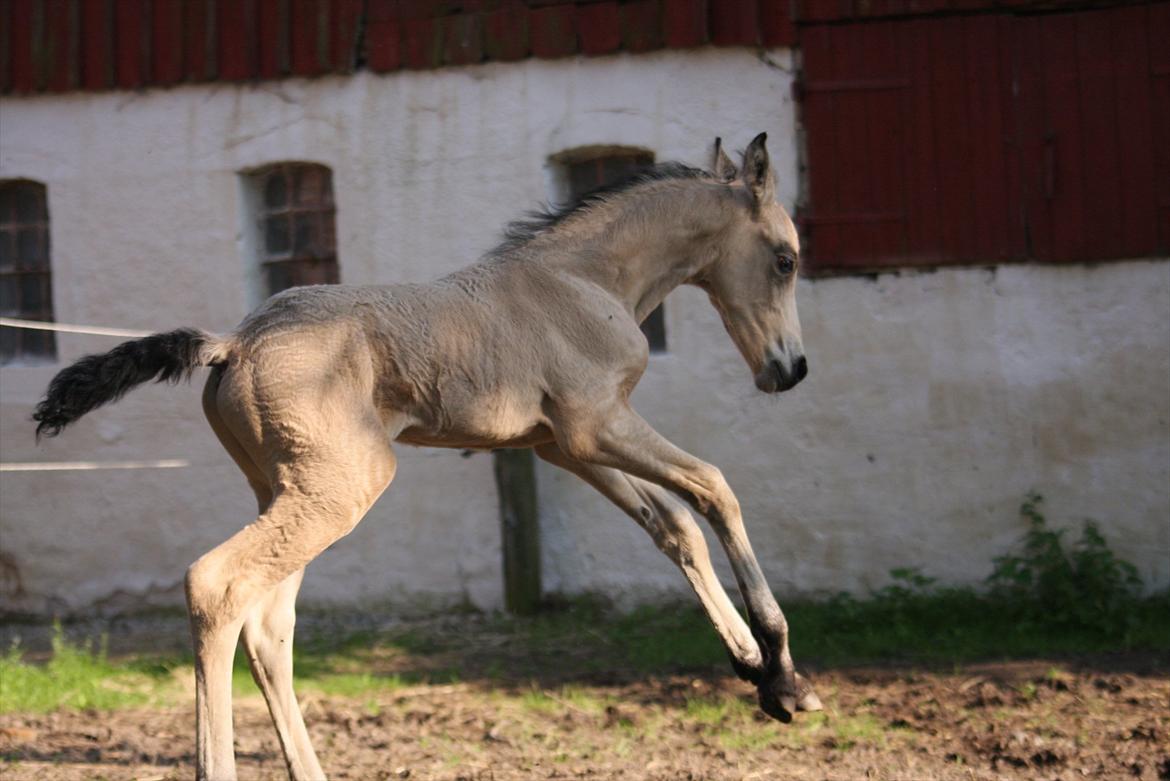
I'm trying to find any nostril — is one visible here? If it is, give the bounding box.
[794,355,808,381]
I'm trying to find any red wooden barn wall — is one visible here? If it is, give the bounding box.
[0,0,797,93]
[800,2,1168,269]
[4,0,1130,94]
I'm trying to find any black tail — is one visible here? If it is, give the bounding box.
[33,328,218,439]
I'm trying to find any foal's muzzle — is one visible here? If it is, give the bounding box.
[754,354,808,393]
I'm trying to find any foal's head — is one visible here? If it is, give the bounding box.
[699,133,807,393]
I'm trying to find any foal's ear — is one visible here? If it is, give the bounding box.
[713,137,738,183]
[741,132,775,210]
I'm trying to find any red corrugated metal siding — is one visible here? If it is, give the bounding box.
[663,0,708,47]
[151,0,184,87]
[113,0,146,89]
[81,0,113,90]
[183,0,213,82]
[257,0,288,79]
[1152,3,1170,251]
[218,0,256,81]
[793,0,1141,22]
[2,0,804,93]
[45,0,78,91]
[10,0,40,93]
[801,4,1165,270]
[576,2,621,56]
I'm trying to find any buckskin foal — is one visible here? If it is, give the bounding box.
[34,132,821,781]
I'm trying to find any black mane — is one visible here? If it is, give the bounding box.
[491,161,711,256]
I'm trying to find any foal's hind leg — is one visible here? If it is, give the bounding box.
[193,384,396,780]
[241,568,324,780]
[187,458,394,781]
[203,370,322,778]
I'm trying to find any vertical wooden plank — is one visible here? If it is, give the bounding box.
[10,0,42,92]
[927,15,974,262]
[289,0,322,74]
[830,24,884,264]
[997,12,1026,260]
[0,0,11,92]
[760,0,794,47]
[1148,2,1170,251]
[905,16,941,264]
[494,449,541,616]
[1039,12,1085,262]
[964,14,1014,260]
[364,0,400,72]
[529,3,575,59]
[663,0,706,48]
[330,0,361,71]
[576,1,620,56]
[1109,4,1158,257]
[1015,13,1050,260]
[620,0,662,53]
[799,24,841,265]
[482,4,528,62]
[875,21,907,264]
[710,0,758,46]
[183,0,213,81]
[45,0,79,91]
[81,0,113,89]
[402,15,440,69]
[441,11,482,66]
[218,0,255,81]
[114,0,145,88]
[256,0,287,77]
[151,0,183,86]
[1074,9,1120,260]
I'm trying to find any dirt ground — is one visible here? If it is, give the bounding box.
[2,655,1168,781]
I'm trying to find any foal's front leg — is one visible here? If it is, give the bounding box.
[534,443,764,676]
[553,403,819,720]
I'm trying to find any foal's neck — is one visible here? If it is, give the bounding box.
[552,181,731,323]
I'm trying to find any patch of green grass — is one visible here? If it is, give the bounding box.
[0,627,177,713]
[829,712,887,750]
[519,687,559,713]
[297,671,407,697]
[683,694,751,725]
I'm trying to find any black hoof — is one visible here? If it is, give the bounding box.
[757,683,795,724]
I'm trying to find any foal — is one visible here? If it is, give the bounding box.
[34,132,820,780]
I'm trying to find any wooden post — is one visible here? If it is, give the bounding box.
[492,448,541,614]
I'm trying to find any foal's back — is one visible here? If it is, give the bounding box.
[216,259,639,451]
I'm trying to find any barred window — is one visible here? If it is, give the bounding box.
[251,163,339,297]
[0,180,55,364]
[564,151,667,353]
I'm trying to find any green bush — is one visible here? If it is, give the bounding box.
[987,493,1144,635]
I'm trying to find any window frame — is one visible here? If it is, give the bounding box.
[243,162,340,302]
[0,178,56,365]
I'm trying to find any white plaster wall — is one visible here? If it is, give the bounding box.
[1,47,1166,615]
[541,261,1170,601]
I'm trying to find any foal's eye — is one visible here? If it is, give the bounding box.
[775,253,796,275]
